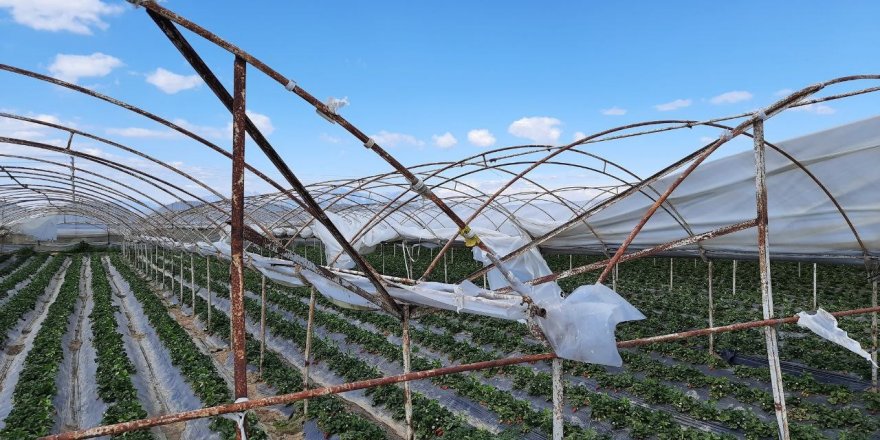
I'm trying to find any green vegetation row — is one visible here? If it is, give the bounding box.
[0,248,33,278]
[123,251,388,439]
[0,251,49,302]
[0,254,62,349]
[89,256,153,440]
[1,256,80,438]
[169,252,510,440]
[289,245,880,438]
[108,254,267,440]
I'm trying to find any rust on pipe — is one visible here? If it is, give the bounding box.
[43,304,880,440]
[230,57,250,422]
[754,118,790,439]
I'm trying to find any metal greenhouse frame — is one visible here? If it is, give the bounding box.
[0,1,876,439]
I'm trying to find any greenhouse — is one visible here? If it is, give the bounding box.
[0,1,878,440]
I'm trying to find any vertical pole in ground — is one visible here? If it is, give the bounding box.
[552,357,564,440]
[206,255,212,332]
[872,280,878,391]
[170,249,175,293]
[401,304,413,440]
[229,55,249,439]
[813,263,818,309]
[179,252,184,305]
[190,253,195,314]
[753,119,790,440]
[259,274,267,379]
[612,263,619,291]
[798,262,801,277]
[669,257,674,292]
[733,260,737,296]
[303,286,317,420]
[708,260,714,355]
[443,249,448,284]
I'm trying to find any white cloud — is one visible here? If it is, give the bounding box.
[370,130,424,148]
[169,111,275,140]
[508,116,562,144]
[48,52,122,83]
[790,102,836,115]
[0,112,75,157]
[654,98,692,111]
[319,133,342,144]
[774,88,794,97]
[146,68,203,94]
[105,127,178,139]
[600,106,627,116]
[172,118,227,140]
[710,90,753,105]
[244,110,274,135]
[467,129,495,147]
[572,131,586,141]
[0,0,123,35]
[432,132,457,149]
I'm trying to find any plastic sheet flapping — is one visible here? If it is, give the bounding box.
[473,234,645,366]
[796,308,878,367]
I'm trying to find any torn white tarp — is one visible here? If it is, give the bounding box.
[143,235,644,366]
[796,308,878,367]
[472,234,645,365]
[537,283,645,366]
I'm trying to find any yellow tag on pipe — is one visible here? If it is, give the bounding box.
[460,226,481,247]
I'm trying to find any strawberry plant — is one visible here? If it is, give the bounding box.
[2,256,81,437]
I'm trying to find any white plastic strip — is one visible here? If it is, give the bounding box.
[797,308,878,367]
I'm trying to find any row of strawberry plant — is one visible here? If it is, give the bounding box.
[204,254,692,439]
[89,256,153,439]
[0,248,33,278]
[191,250,741,438]
[0,251,49,301]
[107,255,267,440]
[285,284,751,439]
[1,256,81,437]
[124,251,391,439]
[0,254,63,348]
[421,303,877,435]
[182,281,389,439]
[168,252,505,439]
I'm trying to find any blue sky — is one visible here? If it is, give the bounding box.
[1,0,879,201]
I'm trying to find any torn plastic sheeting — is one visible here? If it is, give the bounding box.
[537,283,646,367]
[311,211,399,269]
[152,239,646,366]
[299,268,378,310]
[472,233,557,293]
[796,308,878,367]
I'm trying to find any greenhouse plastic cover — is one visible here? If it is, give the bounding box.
[299,115,880,261]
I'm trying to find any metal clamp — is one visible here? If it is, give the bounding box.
[410,178,429,195]
[284,80,297,92]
